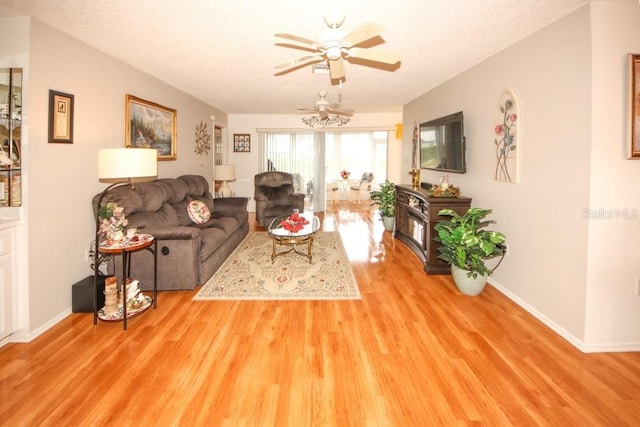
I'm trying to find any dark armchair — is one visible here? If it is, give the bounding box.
[254,171,305,227]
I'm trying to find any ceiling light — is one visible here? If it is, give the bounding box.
[326,46,342,61]
[302,114,351,128]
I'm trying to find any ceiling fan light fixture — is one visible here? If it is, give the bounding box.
[326,46,342,61]
[302,114,351,128]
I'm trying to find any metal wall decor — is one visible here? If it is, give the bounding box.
[494,89,519,183]
[194,121,211,157]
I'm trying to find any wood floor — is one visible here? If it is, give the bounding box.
[1,203,639,426]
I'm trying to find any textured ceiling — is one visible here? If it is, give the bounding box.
[0,0,603,115]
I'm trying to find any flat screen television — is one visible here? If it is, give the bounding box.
[419,111,466,174]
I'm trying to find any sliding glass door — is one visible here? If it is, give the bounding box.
[259,130,389,211]
[259,131,323,210]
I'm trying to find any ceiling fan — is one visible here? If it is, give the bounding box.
[274,15,401,82]
[297,90,353,119]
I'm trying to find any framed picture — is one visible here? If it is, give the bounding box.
[125,94,177,160]
[48,90,74,143]
[628,54,640,159]
[233,133,250,152]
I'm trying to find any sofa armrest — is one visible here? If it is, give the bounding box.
[213,196,248,212]
[288,193,305,205]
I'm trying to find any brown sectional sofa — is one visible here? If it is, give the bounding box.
[93,174,249,291]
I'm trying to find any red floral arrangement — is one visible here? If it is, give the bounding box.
[280,211,309,232]
[340,169,350,179]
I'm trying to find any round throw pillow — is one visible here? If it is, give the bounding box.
[187,200,211,224]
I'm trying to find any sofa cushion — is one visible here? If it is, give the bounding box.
[187,200,211,224]
[157,178,189,203]
[199,227,227,260]
[134,181,171,212]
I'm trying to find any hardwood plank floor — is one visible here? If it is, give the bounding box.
[1,203,639,426]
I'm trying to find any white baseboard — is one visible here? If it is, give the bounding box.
[488,278,640,353]
[2,308,72,346]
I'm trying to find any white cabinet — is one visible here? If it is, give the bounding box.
[0,227,15,341]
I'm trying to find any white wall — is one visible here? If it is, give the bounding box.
[228,112,402,211]
[15,19,227,338]
[585,2,640,349]
[403,3,640,351]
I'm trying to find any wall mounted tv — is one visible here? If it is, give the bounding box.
[419,111,466,174]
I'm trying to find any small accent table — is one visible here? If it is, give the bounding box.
[268,213,320,263]
[94,233,158,330]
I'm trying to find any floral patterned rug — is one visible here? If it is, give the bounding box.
[193,232,361,300]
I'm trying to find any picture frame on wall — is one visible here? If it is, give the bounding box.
[233,133,251,152]
[628,53,640,159]
[125,94,177,160]
[48,90,74,143]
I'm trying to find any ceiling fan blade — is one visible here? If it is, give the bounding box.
[275,42,318,53]
[343,22,384,47]
[274,33,318,48]
[348,48,401,65]
[328,108,354,117]
[329,58,345,80]
[274,55,324,75]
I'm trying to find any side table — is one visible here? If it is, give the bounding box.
[94,233,158,330]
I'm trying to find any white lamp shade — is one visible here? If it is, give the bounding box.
[98,148,157,180]
[214,164,236,182]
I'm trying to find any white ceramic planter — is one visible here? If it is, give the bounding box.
[451,264,488,296]
[382,216,394,231]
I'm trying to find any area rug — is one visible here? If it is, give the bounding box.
[193,231,361,300]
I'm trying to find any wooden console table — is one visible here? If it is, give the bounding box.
[394,184,472,274]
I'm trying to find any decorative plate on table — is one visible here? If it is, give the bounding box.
[99,233,154,250]
[97,294,153,322]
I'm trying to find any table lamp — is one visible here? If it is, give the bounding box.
[214,164,236,197]
[93,148,157,325]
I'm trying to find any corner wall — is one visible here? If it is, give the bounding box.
[404,7,594,347]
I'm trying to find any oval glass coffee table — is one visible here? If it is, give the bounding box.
[268,212,320,263]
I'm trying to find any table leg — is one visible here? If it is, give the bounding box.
[122,250,128,330]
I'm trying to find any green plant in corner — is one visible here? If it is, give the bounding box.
[370,179,395,218]
[434,207,506,278]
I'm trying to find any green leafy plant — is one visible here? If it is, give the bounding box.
[370,179,395,218]
[434,207,506,278]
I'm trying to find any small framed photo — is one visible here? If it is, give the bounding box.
[48,90,74,143]
[233,133,250,152]
[628,54,640,159]
[125,94,177,160]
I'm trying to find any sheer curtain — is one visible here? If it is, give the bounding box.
[258,130,389,210]
[257,131,324,210]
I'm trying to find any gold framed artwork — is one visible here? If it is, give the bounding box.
[125,94,177,160]
[233,133,250,152]
[48,90,74,143]
[628,54,640,159]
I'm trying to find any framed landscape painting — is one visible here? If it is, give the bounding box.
[125,94,177,160]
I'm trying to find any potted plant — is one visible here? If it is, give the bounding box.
[434,207,506,296]
[370,179,396,231]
